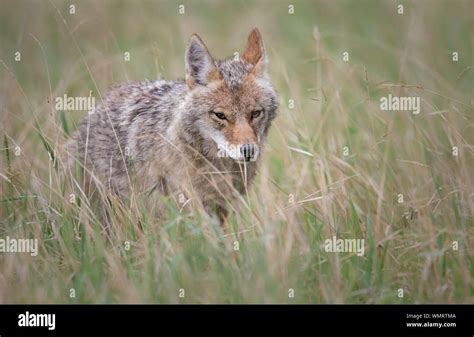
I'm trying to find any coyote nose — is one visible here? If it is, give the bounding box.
[240,144,258,162]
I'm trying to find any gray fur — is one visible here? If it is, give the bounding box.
[66,30,278,221]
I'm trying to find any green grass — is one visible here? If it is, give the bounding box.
[0,0,473,303]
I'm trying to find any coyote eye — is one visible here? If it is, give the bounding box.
[212,111,227,120]
[251,109,263,119]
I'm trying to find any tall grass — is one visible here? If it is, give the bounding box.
[0,0,472,303]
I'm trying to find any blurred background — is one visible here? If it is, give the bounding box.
[0,0,472,303]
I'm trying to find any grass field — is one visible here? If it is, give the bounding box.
[0,0,473,303]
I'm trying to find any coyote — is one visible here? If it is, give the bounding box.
[66,28,278,222]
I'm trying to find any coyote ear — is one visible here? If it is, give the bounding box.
[242,28,267,77]
[185,34,221,88]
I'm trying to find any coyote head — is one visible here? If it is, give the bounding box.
[181,28,278,162]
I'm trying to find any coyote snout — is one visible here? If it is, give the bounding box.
[227,120,259,161]
[216,142,259,162]
[240,144,258,162]
[215,121,259,161]
[66,28,278,222]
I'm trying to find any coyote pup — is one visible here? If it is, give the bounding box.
[66,29,278,221]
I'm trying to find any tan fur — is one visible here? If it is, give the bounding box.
[65,29,278,223]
